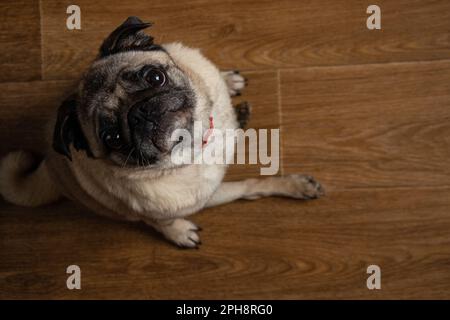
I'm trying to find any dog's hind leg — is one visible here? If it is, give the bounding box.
[221,70,247,97]
[205,175,324,208]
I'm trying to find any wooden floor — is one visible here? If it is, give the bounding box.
[1,0,450,299]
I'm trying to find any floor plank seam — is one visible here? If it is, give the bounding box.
[38,0,44,81]
[276,68,284,176]
[272,58,450,73]
[315,185,450,192]
[36,58,450,83]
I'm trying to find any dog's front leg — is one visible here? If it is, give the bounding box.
[144,218,202,249]
[205,174,324,208]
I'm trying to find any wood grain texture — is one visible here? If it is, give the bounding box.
[1,186,450,299]
[0,0,42,82]
[281,60,450,190]
[0,80,77,156]
[0,0,450,300]
[41,0,450,80]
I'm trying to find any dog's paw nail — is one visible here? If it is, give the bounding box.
[188,236,200,245]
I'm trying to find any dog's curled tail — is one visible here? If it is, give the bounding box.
[0,151,61,207]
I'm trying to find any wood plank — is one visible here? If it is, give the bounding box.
[0,80,77,156]
[41,0,450,80]
[280,60,450,189]
[0,1,42,82]
[1,186,449,299]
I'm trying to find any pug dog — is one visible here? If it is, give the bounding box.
[0,17,324,248]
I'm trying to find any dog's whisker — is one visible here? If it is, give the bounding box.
[122,147,135,169]
[139,149,145,168]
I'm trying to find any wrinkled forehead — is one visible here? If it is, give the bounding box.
[79,50,177,111]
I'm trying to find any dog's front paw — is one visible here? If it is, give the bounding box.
[285,174,325,200]
[221,70,247,96]
[158,218,202,249]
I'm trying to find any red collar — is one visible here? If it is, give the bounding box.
[202,116,214,147]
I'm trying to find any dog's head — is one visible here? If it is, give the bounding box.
[53,17,200,168]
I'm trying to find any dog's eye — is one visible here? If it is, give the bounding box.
[144,68,166,87]
[103,130,122,150]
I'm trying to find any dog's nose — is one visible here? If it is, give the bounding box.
[127,98,160,129]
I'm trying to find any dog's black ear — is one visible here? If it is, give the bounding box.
[53,95,92,161]
[99,16,155,58]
